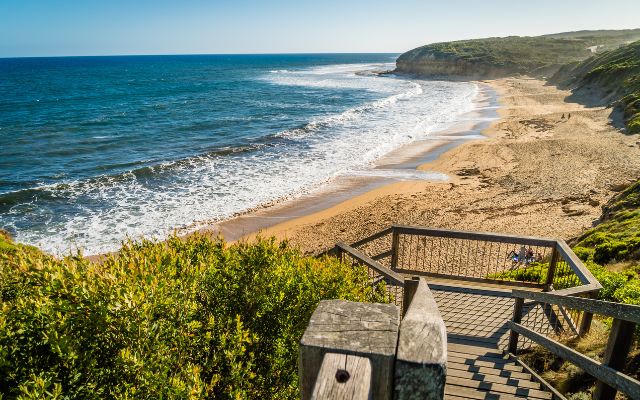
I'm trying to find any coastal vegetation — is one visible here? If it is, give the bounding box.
[552,39,640,134]
[0,234,386,399]
[396,29,640,78]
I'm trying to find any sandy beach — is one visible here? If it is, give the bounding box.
[230,77,640,254]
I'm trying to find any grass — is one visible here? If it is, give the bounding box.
[0,233,388,399]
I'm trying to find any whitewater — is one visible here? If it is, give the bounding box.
[0,54,478,255]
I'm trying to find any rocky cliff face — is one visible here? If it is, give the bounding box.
[395,54,514,79]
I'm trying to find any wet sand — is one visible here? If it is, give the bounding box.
[206,83,498,241]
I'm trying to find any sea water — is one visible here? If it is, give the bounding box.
[0,54,478,255]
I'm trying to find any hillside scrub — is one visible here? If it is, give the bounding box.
[552,40,640,134]
[0,234,387,399]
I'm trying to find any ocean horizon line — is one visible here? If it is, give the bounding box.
[0,51,402,60]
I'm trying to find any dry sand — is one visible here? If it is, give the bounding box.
[237,77,640,254]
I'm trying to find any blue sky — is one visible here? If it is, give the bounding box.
[1,0,639,57]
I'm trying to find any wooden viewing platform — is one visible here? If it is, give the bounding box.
[301,226,640,400]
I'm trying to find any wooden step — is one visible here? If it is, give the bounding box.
[447,368,541,390]
[445,384,530,399]
[446,376,552,399]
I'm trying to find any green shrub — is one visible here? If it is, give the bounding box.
[0,235,386,399]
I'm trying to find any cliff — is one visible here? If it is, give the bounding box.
[395,29,640,79]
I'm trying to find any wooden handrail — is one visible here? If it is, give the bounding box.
[334,242,405,286]
[512,290,640,324]
[555,240,601,288]
[350,227,393,248]
[509,322,640,399]
[392,225,558,247]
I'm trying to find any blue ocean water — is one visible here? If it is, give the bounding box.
[0,54,478,255]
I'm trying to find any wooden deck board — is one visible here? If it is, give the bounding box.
[427,280,554,400]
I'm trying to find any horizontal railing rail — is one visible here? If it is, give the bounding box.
[333,242,404,286]
[509,290,640,400]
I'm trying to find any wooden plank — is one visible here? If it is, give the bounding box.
[392,225,558,247]
[447,368,541,390]
[395,269,544,290]
[445,376,552,399]
[336,242,404,286]
[350,227,393,248]
[372,250,392,261]
[511,290,640,324]
[311,353,371,400]
[509,322,640,399]
[445,385,529,399]
[447,362,532,380]
[555,240,601,288]
[448,343,505,357]
[447,354,525,372]
[549,284,600,297]
[448,350,509,363]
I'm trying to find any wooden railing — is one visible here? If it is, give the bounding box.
[330,225,602,340]
[508,291,640,400]
[300,277,447,400]
[321,226,640,398]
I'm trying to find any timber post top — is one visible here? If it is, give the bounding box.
[300,278,448,400]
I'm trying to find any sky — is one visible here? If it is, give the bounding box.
[1,0,639,57]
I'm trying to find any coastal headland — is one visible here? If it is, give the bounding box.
[218,77,640,253]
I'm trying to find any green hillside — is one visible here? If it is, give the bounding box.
[551,40,640,134]
[395,29,640,78]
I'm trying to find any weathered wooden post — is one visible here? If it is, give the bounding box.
[299,300,400,400]
[593,318,637,400]
[310,353,372,400]
[394,277,447,400]
[578,291,597,337]
[390,226,400,270]
[401,277,419,318]
[508,296,524,354]
[544,247,559,291]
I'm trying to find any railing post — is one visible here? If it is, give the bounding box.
[390,227,400,271]
[311,353,372,400]
[401,277,419,318]
[394,277,447,400]
[333,244,344,262]
[593,318,636,400]
[578,291,597,337]
[299,300,400,400]
[508,296,525,354]
[544,247,559,291]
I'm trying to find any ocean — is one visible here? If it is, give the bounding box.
[0,54,478,255]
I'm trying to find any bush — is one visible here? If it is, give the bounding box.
[0,235,386,399]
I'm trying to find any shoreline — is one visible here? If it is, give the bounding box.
[202,82,498,243]
[220,77,640,255]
